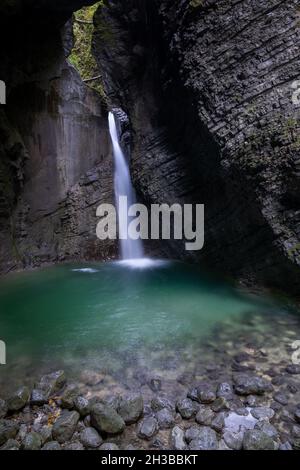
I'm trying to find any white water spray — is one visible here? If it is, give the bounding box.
[108,111,144,260]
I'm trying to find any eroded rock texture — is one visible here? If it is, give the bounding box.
[93,0,300,294]
[0,1,116,272]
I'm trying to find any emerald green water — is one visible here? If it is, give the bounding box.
[0,260,279,393]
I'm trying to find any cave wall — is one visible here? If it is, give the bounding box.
[0,1,116,273]
[93,0,300,294]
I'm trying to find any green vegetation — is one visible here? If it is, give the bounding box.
[68,2,106,100]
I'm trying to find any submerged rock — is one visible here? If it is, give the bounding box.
[61,384,78,410]
[189,427,218,450]
[0,399,7,419]
[80,427,102,449]
[176,398,197,419]
[74,396,90,417]
[243,430,276,450]
[156,408,175,429]
[195,406,214,425]
[100,442,120,450]
[90,403,125,434]
[0,438,20,450]
[195,383,216,404]
[22,432,42,450]
[233,374,273,395]
[185,425,202,444]
[137,417,158,440]
[30,389,48,406]
[7,386,30,412]
[151,396,175,412]
[118,393,143,424]
[250,407,275,420]
[0,419,19,446]
[41,441,61,450]
[52,410,79,443]
[171,426,186,450]
[217,383,233,400]
[36,371,66,399]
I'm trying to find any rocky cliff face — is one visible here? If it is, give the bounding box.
[93,0,300,294]
[0,1,116,272]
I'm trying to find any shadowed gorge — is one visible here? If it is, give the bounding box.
[1,0,300,454]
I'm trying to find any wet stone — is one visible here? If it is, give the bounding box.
[273,392,288,406]
[41,441,61,450]
[223,431,244,450]
[36,371,66,399]
[118,393,144,424]
[243,430,276,450]
[171,426,186,450]
[52,410,80,443]
[80,427,102,449]
[74,396,90,417]
[0,438,20,450]
[195,406,214,425]
[250,407,275,420]
[100,443,120,450]
[61,384,78,410]
[286,365,300,375]
[7,386,30,412]
[217,382,233,400]
[22,432,42,450]
[234,374,273,396]
[211,397,230,412]
[0,419,19,446]
[149,378,161,392]
[189,427,218,450]
[156,408,175,429]
[195,383,216,404]
[176,398,197,419]
[185,425,202,443]
[90,403,125,435]
[151,396,175,412]
[0,399,7,419]
[30,389,48,406]
[211,412,225,433]
[137,417,158,440]
[64,441,84,450]
[254,421,279,439]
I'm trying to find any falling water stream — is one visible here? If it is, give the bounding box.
[108,111,144,260]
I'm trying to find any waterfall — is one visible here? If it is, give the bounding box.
[108,111,144,260]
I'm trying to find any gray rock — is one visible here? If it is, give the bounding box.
[61,384,78,409]
[176,398,197,419]
[211,397,230,412]
[30,389,48,406]
[22,432,42,450]
[250,407,275,420]
[36,370,66,398]
[171,426,186,450]
[0,399,8,419]
[90,403,125,434]
[189,427,218,450]
[149,378,161,392]
[52,410,80,443]
[0,419,19,446]
[223,431,244,450]
[156,408,175,429]
[217,383,233,400]
[118,393,143,424]
[99,442,120,450]
[64,441,84,450]
[151,396,175,412]
[195,383,216,404]
[286,365,300,375]
[80,427,102,448]
[211,413,225,433]
[40,425,53,444]
[254,421,279,439]
[137,417,158,440]
[243,430,276,450]
[279,441,293,450]
[74,396,90,417]
[185,425,202,443]
[41,441,61,450]
[195,406,214,425]
[295,409,300,424]
[273,392,288,406]
[7,386,30,412]
[234,374,273,396]
[0,439,20,450]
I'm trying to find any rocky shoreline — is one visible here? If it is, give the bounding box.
[1,310,300,451]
